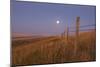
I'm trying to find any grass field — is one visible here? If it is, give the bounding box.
[12,31,96,66]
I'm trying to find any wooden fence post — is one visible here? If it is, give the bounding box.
[74,16,80,56]
[66,26,69,42]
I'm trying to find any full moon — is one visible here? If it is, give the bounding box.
[56,20,60,24]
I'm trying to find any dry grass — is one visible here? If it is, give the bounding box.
[12,31,96,66]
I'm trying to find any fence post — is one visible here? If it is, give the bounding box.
[74,16,80,57]
[67,26,69,42]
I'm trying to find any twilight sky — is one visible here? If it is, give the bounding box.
[11,0,96,35]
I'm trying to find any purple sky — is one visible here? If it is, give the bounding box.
[11,0,96,35]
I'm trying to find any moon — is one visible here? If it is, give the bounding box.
[56,20,60,24]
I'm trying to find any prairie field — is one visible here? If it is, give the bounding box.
[12,31,96,66]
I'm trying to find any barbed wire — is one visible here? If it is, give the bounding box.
[69,29,96,32]
[69,24,95,29]
[62,24,96,34]
[79,24,95,28]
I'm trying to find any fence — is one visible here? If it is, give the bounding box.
[61,16,96,56]
[61,16,96,39]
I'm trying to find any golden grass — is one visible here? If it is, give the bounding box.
[12,31,96,66]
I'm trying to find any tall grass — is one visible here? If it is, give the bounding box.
[12,31,96,66]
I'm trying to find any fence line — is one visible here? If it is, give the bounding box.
[69,24,95,29]
[62,22,95,36]
[69,29,95,32]
[61,17,96,39]
[61,16,96,57]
